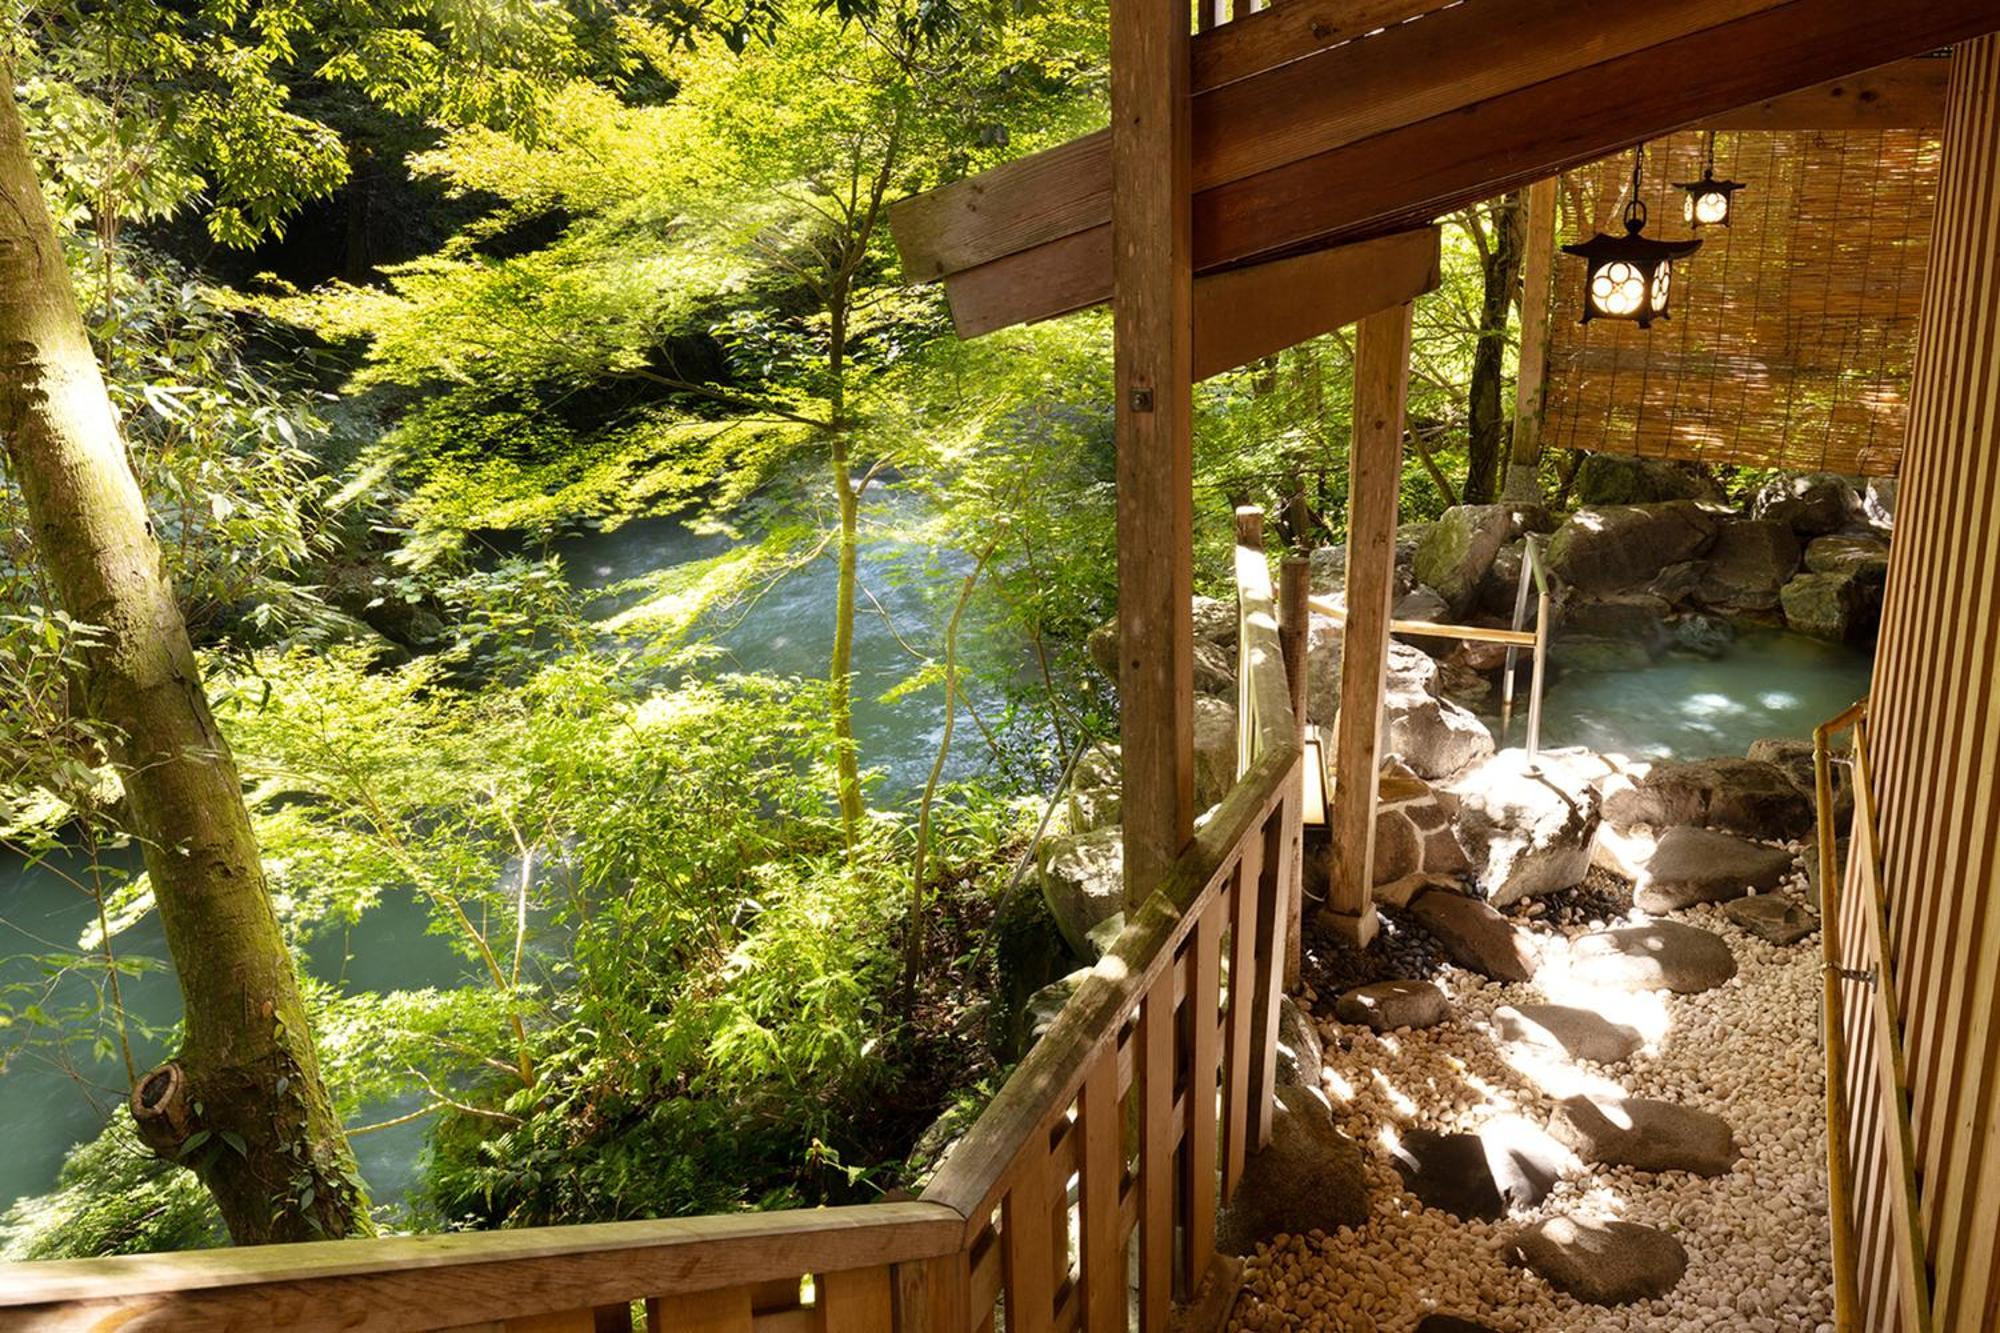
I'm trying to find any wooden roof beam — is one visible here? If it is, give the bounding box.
[1695,56,1951,131]
[893,0,1999,337]
[1191,227,1440,380]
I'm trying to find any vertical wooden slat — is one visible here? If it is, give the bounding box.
[1326,301,1414,946]
[648,1287,752,1333]
[1182,894,1225,1285]
[1221,859,1259,1200]
[819,1267,895,1333]
[1246,810,1288,1149]
[1003,1156,1057,1333]
[1078,1053,1126,1333]
[1113,0,1195,907]
[1278,555,1310,990]
[1138,969,1177,1332]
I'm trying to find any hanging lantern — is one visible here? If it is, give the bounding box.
[1676,130,1747,227]
[1563,143,1701,328]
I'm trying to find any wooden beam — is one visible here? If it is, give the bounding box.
[1325,303,1412,947]
[1695,56,1951,131]
[1112,0,1195,907]
[1502,178,1557,502]
[1191,228,1440,380]
[894,0,2000,336]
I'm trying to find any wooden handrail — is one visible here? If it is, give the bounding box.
[1816,701,1934,1333]
[1307,595,1538,647]
[0,1203,964,1330]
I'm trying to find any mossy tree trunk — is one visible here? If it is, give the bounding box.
[0,66,370,1244]
[1464,191,1524,505]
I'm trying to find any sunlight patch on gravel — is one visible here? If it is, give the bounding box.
[1229,845,1833,1333]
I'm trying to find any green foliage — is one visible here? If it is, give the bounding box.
[0,1120,221,1260]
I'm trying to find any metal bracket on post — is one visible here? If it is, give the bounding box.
[1825,964,1879,989]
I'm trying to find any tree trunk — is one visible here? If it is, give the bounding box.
[826,280,864,839]
[1464,192,1524,505]
[0,68,371,1244]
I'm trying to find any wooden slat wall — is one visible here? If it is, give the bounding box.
[1852,34,2000,1333]
[1544,126,1941,477]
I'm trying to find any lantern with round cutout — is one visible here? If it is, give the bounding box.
[1563,145,1702,328]
[1676,131,1747,228]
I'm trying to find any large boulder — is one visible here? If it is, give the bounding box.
[1215,1086,1369,1254]
[1551,1095,1740,1176]
[1036,829,1124,956]
[1384,644,1496,780]
[1193,695,1238,809]
[1405,888,1538,982]
[1747,736,1852,826]
[1569,922,1738,994]
[1781,570,1872,642]
[1861,476,1897,532]
[1058,744,1122,835]
[1509,1217,1688,1306]
[1551,593,1671,671]
[1414,504,1545,617]
[1495,1003,1644,1065]
[1804,533,1891,583]
[1752,472,1859,536]
[1335,979,1449,1031]
[1633,825,1795,913]
[995,881,1085,1058]
[1572,454,1723,506]
[1389,1120,1565,1221]
[1304,610,1345,726]
[1693,519,1802,614]
[1448,749,1603,906]
[1545,502,1721,593]
[1275,995,1324,1088]
[1372,764,1472,899]
[1600,756,1816,839]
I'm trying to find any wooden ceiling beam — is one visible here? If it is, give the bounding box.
[896,0,1999,337]
[1191,227,1440,380]
[1694,57,1951,131]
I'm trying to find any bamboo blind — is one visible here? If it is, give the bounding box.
[1543,127,1942,477]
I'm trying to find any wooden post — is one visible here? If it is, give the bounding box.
[1112,0,1196,908]
[1325,303,1413,948]
[1278,554,1310,988]
[1502,176,1557,502]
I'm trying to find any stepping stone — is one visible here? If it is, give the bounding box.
[1494,1003,1645,1064]
[1336,979,1449,1031]
[1415,1318,1502,1333]
[1405,889,1537,983]
[1216,1086,1368,1255]
[1509,1217,1688,1306]
[1551,1094,1741,1176]
[1388,1120,1563,1221]
[1724,894,1820,946]
[1634,825,1795,913]
[1570,921,1737,994]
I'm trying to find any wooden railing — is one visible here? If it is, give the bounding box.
[0,529,1304,1333]
[1815,701,1933,1333]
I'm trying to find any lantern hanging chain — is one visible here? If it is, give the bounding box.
[1705,129,1718,180]
[1625,141,1648,229]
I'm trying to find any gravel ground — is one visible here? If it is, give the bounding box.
[1230,845,1833,1333]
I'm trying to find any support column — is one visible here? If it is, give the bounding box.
[1325,303,1413,948]
[1279,553,1310,988]
[1112,0,1195,907]
[1502,176,1557,502]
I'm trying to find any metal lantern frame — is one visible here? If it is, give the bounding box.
[1563,144,1702,328]
[1676,131,1748,227]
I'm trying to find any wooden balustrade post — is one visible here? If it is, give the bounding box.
[1278,554,1310,988]
[1326,302,1413,948]
[1111,0,1195,909]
